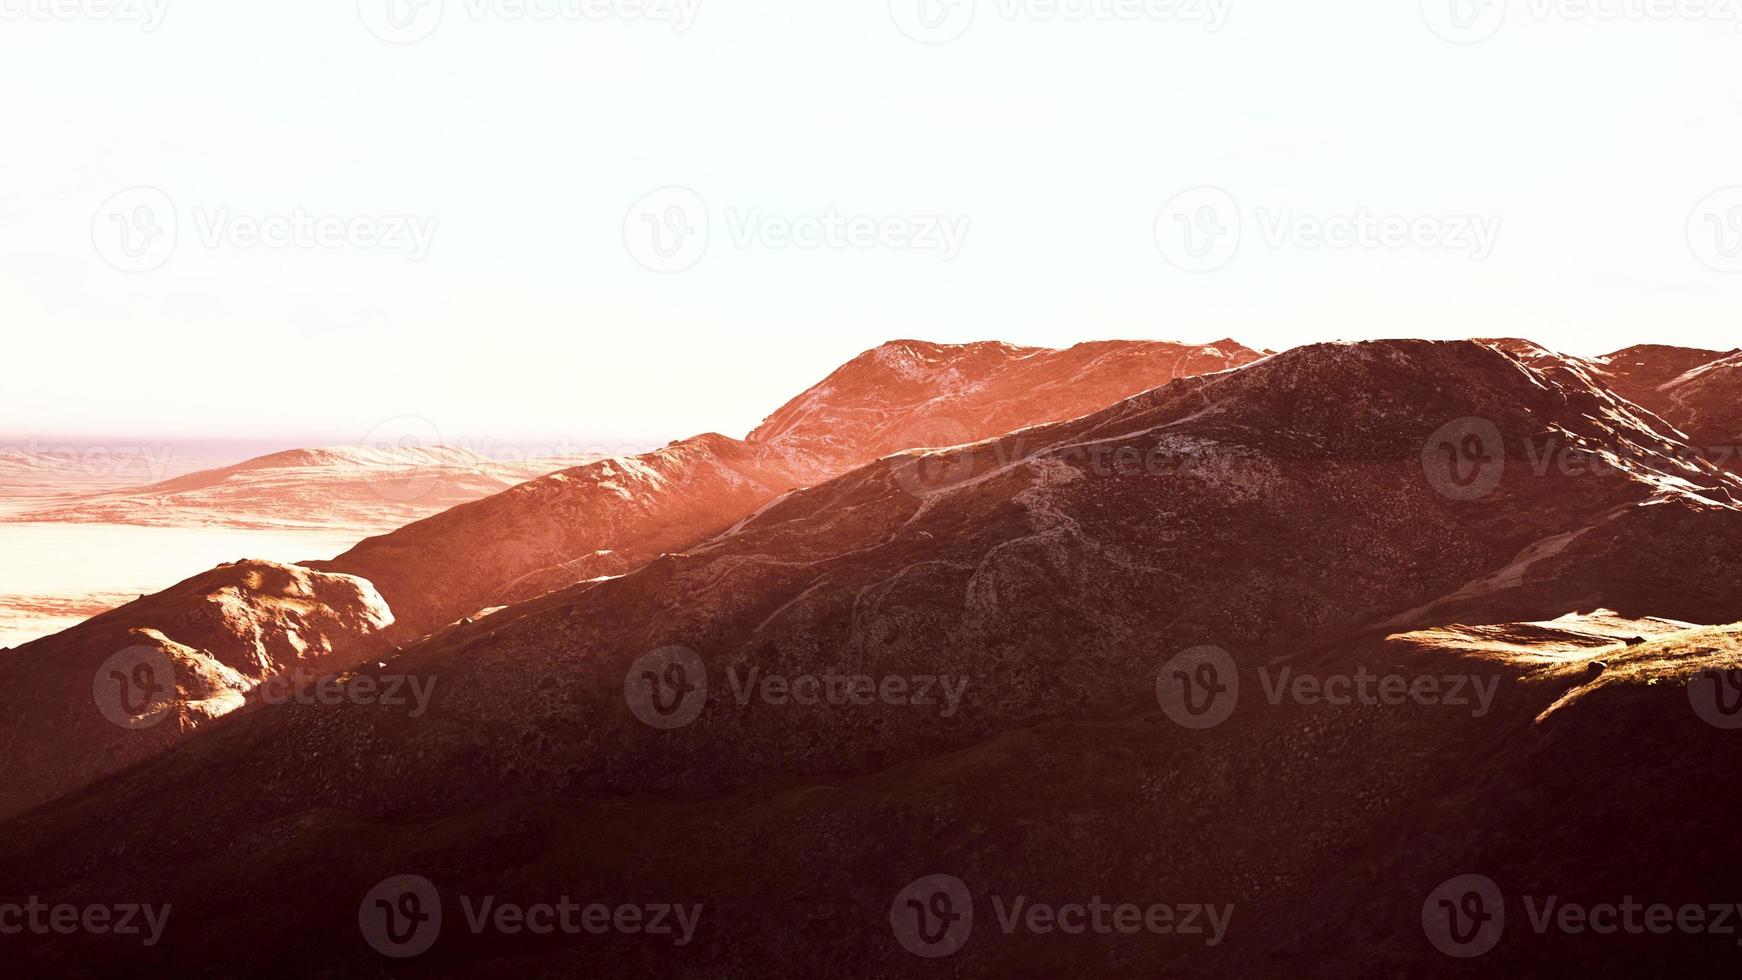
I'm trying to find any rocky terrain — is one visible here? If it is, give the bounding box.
[0,339,1259,839]
[747,338,1262,485]
[0,560,394,821]
[315,339,1264,638]
[5,339,1742,977]
[1651,350,1742,459]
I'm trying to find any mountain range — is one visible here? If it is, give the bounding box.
[3,336,1740,977]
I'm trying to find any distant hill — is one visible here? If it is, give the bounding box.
[6,444,598,534]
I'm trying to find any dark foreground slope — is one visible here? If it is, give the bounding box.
[5,341,1742,977]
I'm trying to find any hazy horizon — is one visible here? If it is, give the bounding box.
[7,331,1734,455]
[6,1,1742,448]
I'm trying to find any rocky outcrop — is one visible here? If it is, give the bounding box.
[0,560,393,820]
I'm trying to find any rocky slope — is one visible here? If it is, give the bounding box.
[0,560,393,820]
[748,338,1262,485]
[1652,350,1742,457]
[315,339,1264,638]
[1589,342,1736,407]
[1484,339,1741,472]
[6,341,1741,976]
[0,338,1259,831]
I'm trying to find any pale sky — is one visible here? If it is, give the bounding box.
[3,0,1740,453]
